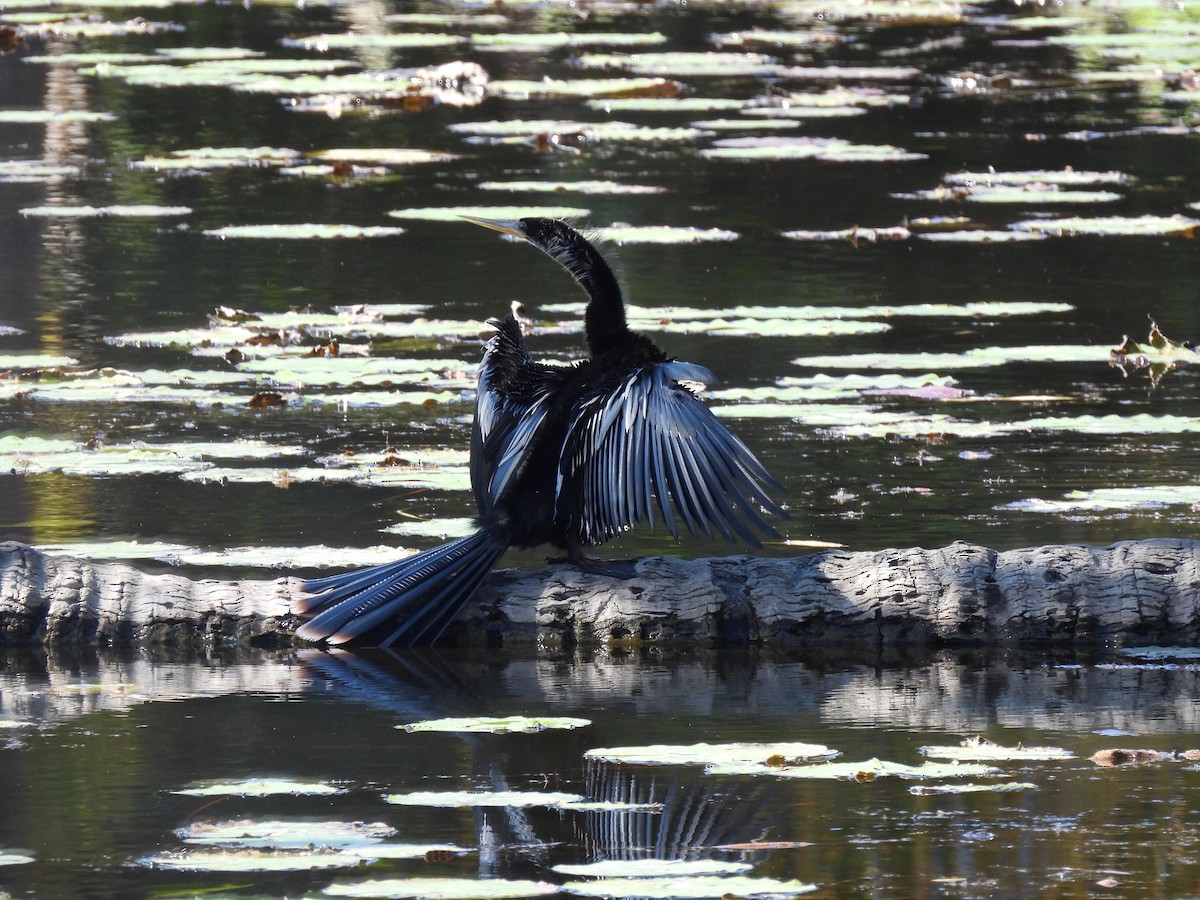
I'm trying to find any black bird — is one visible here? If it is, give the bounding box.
[293,218,785,647]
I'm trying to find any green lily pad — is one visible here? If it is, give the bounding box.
[0,851,35,867]
[0,109,116,123]
[943,169,1127,187]
[141,848,367,872]
[577,51,784,78]
[918,737,1074,762]
[281,32,466,51]
[916,229,1048,243]
[307,148,458,165]
[598,225,738,244]
[477,180,665,195]
[909,782,1038,796]
[790,344,1108,370]
[1001,484,1200,513]
[0,352,78,368]
[131,146,303,171]
[471,31,667,50]
[402,715,592,733]
[173,778,345,797]
[585,97,747,112]
[489,77,680,99]
[19,204,191,217]
[706,758,1003,779]
[388,205,590,222]
[323,879,560,899]
[203,224,406,239]
[701,136,925,162]
[1011,214,1200,237]
[553,859,751,878]
[384,790,585,808]
[382,517,477,539]
[562,875,816,897]
[690,117,799,130]
[583,741,837,767]
[712,27,842,48]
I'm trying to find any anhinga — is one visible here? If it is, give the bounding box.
[293,217,785,647]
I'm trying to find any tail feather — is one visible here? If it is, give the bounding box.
[293,530,509,648]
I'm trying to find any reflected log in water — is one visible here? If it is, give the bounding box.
[2,538,1198,648]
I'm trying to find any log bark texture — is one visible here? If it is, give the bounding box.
[2,538,1198,649]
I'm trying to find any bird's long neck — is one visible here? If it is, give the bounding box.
[541,229,629,356]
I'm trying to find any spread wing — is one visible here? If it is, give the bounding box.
[471,315,570,512]
[557,360,784,547]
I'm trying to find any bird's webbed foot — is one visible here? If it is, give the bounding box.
[548,548,639,579]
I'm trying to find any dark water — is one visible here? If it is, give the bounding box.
[4,647,1200,898]
[3,2,1200,895]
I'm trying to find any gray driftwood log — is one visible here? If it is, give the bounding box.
[1,538,1198,649]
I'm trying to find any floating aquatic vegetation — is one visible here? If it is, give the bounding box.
[909,782,1038,795]
[384,790,585,807]
[282,32,466,52]
[477,180,665,195]
[0,109,116,123]
[388,205,590,222]
[0,851,35,867]
[562,875,817,897]
[586,97,746,112]
[451,118,706,144]
[471,31,667,51]
[0,352,78,368]
[1011,214,1200,237]
[489,77,680,100]
[783,224,911,242]
[1090,748,1200,767]
[700,136,925,162]
[690,117,799,130]
[598,225,738,244]
[943,169,1127,187]
[711,27,841,49]
[22,18,181,38]
[140,848,368,872]
[918,736,1074,762]
[1119,646,1200,661]
[0,160,79,183]
[322,878,560,899]
[583,741,838,767]
[553,859,752,877]
[402,715,592,733]
[130,145,303,172]
[916,229,1048,243]
[1000,485,1200,514]
[307,148,458,165]
[40,541,418,568]
[382,517,477,539]
[577,50,785,78]
[791,344,1106,370]
[705,758,1002,780]
[178,819,469,856]
[173,778,345,797]
[19,204,191,217]
[203,224,406,239]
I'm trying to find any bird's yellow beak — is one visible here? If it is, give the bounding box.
[461,215,527,239]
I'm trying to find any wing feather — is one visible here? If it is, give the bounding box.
[559,360,782,546]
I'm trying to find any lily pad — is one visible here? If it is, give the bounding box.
[791,344,1108,370]
[384,790,584,808]
[388,205,590,222]
[562,875,816,897]
[598,225,738,244]
[173,778,345,797]
[489,77,680,100]
[943,169,1127,187]
[477,180,664,195]
[585,97,746,112]
[1011,214,1200,237]
[701,136,925,162]
[909,782,1038,796]
[0,109,116,123]
[471,31,667,50]
[19,204,191,217]
[203,224,406,239]
[1000,485,1200,513]
[705,758,1002,780]
[0,851,35,866]
[323,879,560,899]
[402,715,592,733]
[918,736,1074,762]
[140,848,367,872]
[583,741,837,767]
[281,32,466,51]
[553,859,751,878]
[308,148,458,165]
[576,51,784,78]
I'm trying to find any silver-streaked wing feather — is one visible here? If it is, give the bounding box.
[559,360,783,546]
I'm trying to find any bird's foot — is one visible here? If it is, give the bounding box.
[548,551,640,580]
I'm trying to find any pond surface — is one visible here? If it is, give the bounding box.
[4,647,1200,898]
[3,1,1200,895]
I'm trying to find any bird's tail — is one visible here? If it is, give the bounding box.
[293,529,509,648]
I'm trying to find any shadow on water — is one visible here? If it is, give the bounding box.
[2,646,1200,896]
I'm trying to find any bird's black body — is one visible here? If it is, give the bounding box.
[294,218,785,647]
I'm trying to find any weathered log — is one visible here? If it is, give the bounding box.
[2,538,1198,649]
